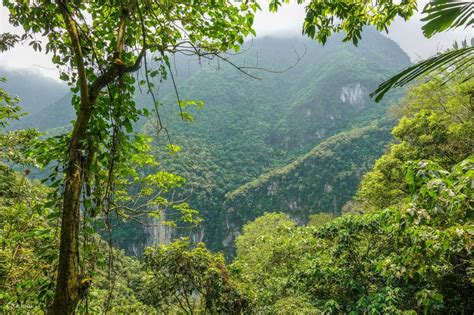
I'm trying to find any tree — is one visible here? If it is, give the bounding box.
[2,0,257,312]
[231,213,319,312]
[141,238,249,314]
[357,72,473,211]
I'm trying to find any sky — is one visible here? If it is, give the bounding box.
[1,1,472,81]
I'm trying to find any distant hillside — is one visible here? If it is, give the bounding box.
[130,29,410,253]
[0,66,67,117]
[220,120,393,255]
[6,55,198,131]
[269,29,410,149]
[11,93,73,131]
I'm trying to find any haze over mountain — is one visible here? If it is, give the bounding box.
[0,66,67,116]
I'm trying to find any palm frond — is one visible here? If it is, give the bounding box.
[370,47,474,102]
[421,0,473,37]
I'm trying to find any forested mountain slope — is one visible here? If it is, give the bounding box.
[139,29,410,252]
[4,30,411,254]
[11,93,73,131]
[221,120,393,254]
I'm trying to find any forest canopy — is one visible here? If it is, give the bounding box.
[1,0,473,313]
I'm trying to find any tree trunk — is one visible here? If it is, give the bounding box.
[50,1,92,313]
[50,72,91,314]
[50,1,138,312]
[50,137,88,313]
[50,105,93,313]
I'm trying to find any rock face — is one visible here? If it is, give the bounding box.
[147,211,174,246]
[340,83,365,108]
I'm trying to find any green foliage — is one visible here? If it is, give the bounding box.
[234,213,296,271]
[358,73,474,211]
[307,212,334,227]
[141,238,250,313]
[0,170,58,313]
[356,151,407,211]
[77,243,154,314]
[233,158,474,313]
[270,0,417,45]
[370,0,473,101]
[222,121,393,256]
[144,32,409,254]
[231,213,318,312]
[371,46,473,102]
[0,33,19,52]
[421,0,473,38]
[0,81,56,311]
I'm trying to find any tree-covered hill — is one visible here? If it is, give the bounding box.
[269,29,410,150]
[143,29,410,252]
[221,120,393,255]
[10,93,73,131]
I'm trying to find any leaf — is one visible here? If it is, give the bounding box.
[47,211,60,220]
[421,0,473,38]
[124,119,133,133]
[59,72,69,81]
[370,46,474,102]
[179,111,194,123]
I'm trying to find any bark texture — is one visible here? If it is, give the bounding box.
[50,1,91,313]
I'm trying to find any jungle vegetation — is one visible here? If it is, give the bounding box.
[0,0,473,313]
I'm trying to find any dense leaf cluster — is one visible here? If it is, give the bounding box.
[141,239,249,313]
[358,72,474,211]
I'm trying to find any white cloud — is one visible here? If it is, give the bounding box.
[253,1,306,37]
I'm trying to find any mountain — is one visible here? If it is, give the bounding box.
[11,93,73,131]
[3,29,412,255]
[127,29,411,254]
[5,56,198,131]
[0,66,67,117]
